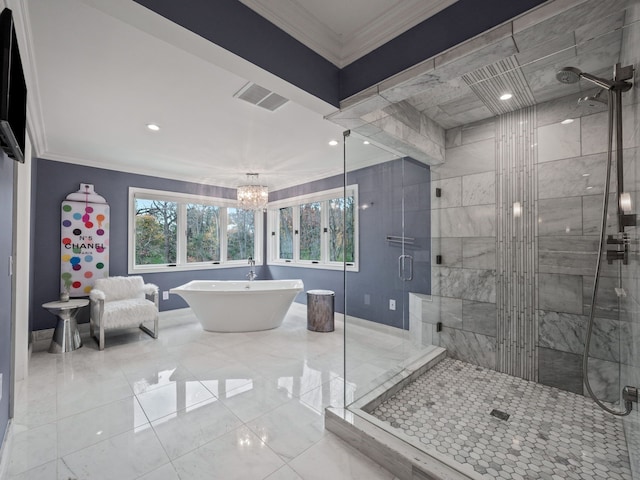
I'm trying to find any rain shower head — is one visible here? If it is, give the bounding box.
[556,66,615,90]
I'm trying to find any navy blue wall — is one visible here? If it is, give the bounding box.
[0,152,14,445]
[268,158,431,329]
[31,157,430,331]
[31,159,264,331]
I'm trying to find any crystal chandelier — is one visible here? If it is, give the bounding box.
[237,173,268,210]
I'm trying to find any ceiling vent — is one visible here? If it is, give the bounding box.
[233,82,289,111]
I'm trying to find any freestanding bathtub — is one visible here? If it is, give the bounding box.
[170,279,304,332]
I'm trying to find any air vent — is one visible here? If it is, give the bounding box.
[234,82,289,111]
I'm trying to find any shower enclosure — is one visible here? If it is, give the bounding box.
[334,1,640,479]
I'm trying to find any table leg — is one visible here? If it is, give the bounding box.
[49,308,83,353]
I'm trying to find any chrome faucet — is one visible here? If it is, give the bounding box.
[247,256,257,281]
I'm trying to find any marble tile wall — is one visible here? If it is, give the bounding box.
[428,77,638,405]
[429,117,498,369]
[534,103,628,401]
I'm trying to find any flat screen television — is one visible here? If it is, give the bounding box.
[0,8,26,164]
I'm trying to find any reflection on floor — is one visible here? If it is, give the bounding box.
[6,303,413,480]
[371,358,632,480]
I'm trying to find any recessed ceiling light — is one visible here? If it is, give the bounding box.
[582,173,590,177]
[499,93,513,101]
[586,186,594,190]
[561,118,574,125]
[328,140,338,146]
[363,140,370,145]
[146,124,160,131]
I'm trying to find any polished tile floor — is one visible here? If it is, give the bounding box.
[6,303,414,480]
[372,358,633,480]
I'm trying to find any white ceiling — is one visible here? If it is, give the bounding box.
[14,0,430,191]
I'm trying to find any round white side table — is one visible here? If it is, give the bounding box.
[42,298,89,353]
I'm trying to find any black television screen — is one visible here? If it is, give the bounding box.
[0,8,26,164]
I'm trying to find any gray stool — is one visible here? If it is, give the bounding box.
[307,289,335,332]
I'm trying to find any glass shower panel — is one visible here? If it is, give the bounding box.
[343,131,433,407]
[619,8,640,475]
[332,7,640,480]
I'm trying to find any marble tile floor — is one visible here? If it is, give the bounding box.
[4,303,426,480]
[371,357,633,480]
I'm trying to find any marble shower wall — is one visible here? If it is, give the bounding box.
[424,76,640,403]
[426,118,498,370]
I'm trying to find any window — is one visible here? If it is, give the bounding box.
[227,207,255,261]
[186,203,220,263]
[278,207,293,260]
[134,199,177,265]
[299,202,321,261]
[329,196,355,262]
[268,186,358,271]
[129,188,261,273]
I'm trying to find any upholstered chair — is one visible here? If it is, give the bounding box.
[89,276,159,350]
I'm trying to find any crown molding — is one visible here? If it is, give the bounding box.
[340,0,458,66]
[238,0,456,68]
[237,0,342,66]
[38,150,240,188]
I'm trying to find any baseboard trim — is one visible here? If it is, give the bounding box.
[31,307,194,342]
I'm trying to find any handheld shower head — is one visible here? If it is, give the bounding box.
[578,89,608,107]
[556,67,582,84]
[556,66,615,90]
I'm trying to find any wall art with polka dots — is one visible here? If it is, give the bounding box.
[60,183,109,297]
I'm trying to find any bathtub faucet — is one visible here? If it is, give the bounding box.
[247,256,257,281]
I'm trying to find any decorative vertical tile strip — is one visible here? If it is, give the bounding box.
[495,107,538,380]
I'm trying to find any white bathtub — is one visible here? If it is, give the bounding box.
[170,279,304,332]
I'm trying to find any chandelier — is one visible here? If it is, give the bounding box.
[237,173,268,210]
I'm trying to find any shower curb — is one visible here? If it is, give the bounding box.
[326,347,484,480]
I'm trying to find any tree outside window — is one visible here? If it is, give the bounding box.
[186,203,220,262]
[135,199,177,265]
[329,196,354,262]
[299,202,321,261]
[279,206,293,259]
[227,207,255,261]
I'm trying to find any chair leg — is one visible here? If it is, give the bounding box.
[99,323,105,351]
[139,316,158,339]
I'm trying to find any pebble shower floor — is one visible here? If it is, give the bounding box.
[371,358,632,480]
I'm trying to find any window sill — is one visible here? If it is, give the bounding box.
[129,262,262,275]
[267,261,359,273]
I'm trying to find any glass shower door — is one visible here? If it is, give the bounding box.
[343,130,432,406]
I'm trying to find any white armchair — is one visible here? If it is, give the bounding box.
[89,276,159,350]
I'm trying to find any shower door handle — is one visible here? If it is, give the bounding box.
[398,254,413,281]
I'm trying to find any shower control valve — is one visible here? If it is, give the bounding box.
[606,247,629,265]
[606,233,629,245]
[606,234,630,264]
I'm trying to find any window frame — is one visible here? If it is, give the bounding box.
[128,187,262,274]
[267,185,359,272]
